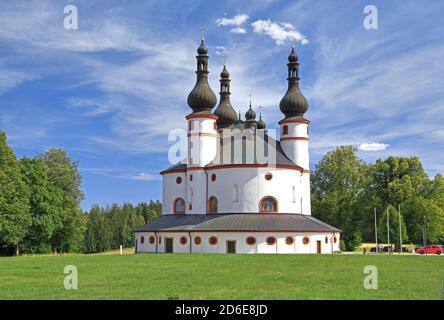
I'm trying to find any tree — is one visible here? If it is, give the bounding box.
[20,157,64,253]
[38,149,85,253]
[0,132,30,254]
[311,146,369,250]
[377,205,408,247]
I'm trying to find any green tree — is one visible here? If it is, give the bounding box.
[38,149,85,253]
[0,132,30,254]
[311,146,369,250]
[377,205,408,248]
[20,157,64,253]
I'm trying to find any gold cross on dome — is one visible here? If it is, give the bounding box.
[200,26,205,40]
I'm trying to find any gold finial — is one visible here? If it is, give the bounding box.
[200,26,205,41]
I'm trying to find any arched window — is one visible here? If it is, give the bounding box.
[233,185,239,202]
[325,236,328,244]
[140,236,145,244]
[292,186,296,203]
[173,198,185,214]
[259,196,278,213]
[208,196,218,213]
[283,125,289,135]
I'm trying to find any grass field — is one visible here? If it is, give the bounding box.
[1,252,443,300]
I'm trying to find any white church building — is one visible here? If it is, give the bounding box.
[135,37,341,254]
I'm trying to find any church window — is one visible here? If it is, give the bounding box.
[285,236,294,245]
[176,176,182,184]
[159,237,161,244]
[265,172,273,181]
[173,198,185,214]
[292,186,296,203]
[303,237,310,245]
[233,185,239,202]
[334,236,337,244]
[283,125,288,135]
[211,173,217,181]
[190,174,193,181]
[140,236,145,244]
[325,236,328,244]
[208,196,218,213]
[266,236,276,245]
[246,236,256,245]
[259,196,278,213]
[180,236,188,245]
[149,236,155,244]
[194,236,202,245]
[209,236,218,245]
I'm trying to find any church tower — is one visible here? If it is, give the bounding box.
[185,33,218,214]
[278,45,310,170]
[214,64,237,129]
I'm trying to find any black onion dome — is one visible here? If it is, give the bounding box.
[257,116,266,129]
[197,40,208,55]
[245,105,256,121]
[220,64,230,78]
[279,46,308,118]
[187,39,217,113]
[288,45,298,62]
[214,64,237,128]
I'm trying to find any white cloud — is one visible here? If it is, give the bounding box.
[216,14,249,27]
[132,172,159,181]
[359,143,390,152]
[251,19,309,45]
[230,27,247,34]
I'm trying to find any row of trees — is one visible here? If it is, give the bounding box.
[0,131,161,254]
[311,146,444,250]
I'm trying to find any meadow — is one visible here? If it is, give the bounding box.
[0,251,443,300]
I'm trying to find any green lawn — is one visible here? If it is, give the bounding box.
[0,253,443,299]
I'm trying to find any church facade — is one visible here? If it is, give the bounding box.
[135,37,341,254]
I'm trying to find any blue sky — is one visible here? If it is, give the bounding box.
[0,0,443,211]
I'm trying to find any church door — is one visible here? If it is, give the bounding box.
[165,238,174,253]
[316,240,322,254]
[226,240,236,254]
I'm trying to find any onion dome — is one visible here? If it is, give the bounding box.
[257,108,266,129]
[214,64,237,129]
[220,64,230,79]
[279,44,308,118]
[187,38,217,113]
[245,105,256,121]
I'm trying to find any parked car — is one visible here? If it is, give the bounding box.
[415,245,442,255]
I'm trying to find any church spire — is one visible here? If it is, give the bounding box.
[279,44,308,119]
[187,28,217,114]
[214,63,237,128]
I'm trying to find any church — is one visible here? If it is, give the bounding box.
[135,36,341,254]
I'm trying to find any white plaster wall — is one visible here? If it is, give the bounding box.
[135,232,340,254]
[188,118,217,167]
[162,173,186,214]
[206,167,310,214]
[185,170,208,214]
[280,122,309,170]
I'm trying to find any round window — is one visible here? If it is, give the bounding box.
[180,236,188,245]
[246,236,256,245]
[265,173,273,181]
[149,236,155,244]
[140,236,145,244]
[176,176,182,184]
[285,236,294,245]
[266,236,276,245]
[209,236,218,245]
[211,173,216,181]
[194,236,202,245]
[303,237,310,245]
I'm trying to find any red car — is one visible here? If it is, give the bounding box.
[415,245,442,255]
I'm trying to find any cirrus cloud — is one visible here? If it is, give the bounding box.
[216,14,249,27]
[359,143,390,152]
[251,19,309,45]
